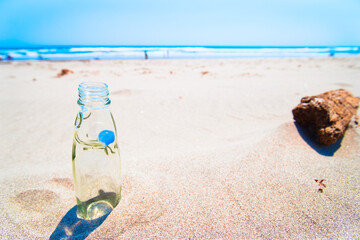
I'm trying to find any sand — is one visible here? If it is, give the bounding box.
[0,57,360,239]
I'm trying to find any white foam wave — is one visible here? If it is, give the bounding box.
[1,46,359,61]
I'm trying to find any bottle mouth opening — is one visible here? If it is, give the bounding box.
[78,82,110,106]
[79,82,108,91]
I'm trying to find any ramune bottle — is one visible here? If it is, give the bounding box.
[72,82,121,220]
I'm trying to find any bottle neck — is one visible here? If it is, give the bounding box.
[77,82,111,110]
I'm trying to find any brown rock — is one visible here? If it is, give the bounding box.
[292,89,359,145]
[57,68,74,77]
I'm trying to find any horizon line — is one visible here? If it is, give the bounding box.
[1,45,359,50]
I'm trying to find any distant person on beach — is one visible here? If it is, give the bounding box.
[145,50,148,60]
[6,54,13,61]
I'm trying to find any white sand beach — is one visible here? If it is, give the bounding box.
[1,57,360,239]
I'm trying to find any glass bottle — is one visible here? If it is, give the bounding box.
[72,82,121,220]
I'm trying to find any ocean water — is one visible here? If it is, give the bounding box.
[0,46,359,61]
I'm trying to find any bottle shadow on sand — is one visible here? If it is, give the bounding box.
[50,205,110,240]
[294,122,342,157]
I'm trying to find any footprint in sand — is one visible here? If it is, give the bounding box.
[335,83,353,87]
[111,89,136,96]
[12,189,58,213]
[48,177,74,190]
[1,178,73,237]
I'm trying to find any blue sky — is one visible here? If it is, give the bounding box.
[0,0,359,47]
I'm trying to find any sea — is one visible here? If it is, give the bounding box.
[0,46,359,61]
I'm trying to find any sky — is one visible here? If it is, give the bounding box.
[0,0,359,47]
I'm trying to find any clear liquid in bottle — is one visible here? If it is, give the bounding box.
[72,82,121,220]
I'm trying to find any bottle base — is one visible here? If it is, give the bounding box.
[76,191,120,220]
[77,201,113,220]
